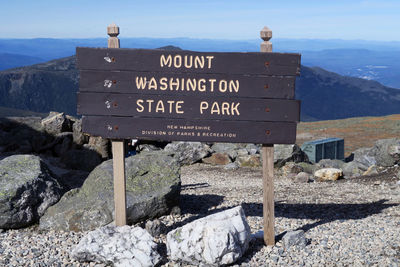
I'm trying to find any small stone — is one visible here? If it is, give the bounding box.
[41,112,72,135]
[145,219,166,237]
[314,168,343,181]
[236,155,261,167]
[282,230,307,250]
[224,162,239,170]
[281,162,304,176]
[164,142,210,166]
[363,165,378,176]
[245,144,259,155]
[202,153,231,165]
[170,206,181,216]
[294,172,312,183]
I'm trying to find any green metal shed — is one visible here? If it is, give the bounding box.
[301,138,344,163]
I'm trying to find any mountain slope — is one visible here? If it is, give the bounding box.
[0,54,399,120]
[0,53,44,71]
[296,66,400,121]
[0,56,78,115]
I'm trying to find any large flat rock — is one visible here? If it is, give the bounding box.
[39,151,181,231]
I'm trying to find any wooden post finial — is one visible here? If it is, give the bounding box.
[107,23,120,37]
[260,26,272,41]
[108,23,120,49]
[260,26,272,53]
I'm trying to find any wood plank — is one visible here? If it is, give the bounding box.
[76,47,301,76]
[112,140,127,226]
[82,116,297,144]
[79,70,296,99]
[77,92,300,122]
[262,144,275,246]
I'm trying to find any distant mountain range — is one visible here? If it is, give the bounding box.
[1,38,400,88]
[0,53,399,121]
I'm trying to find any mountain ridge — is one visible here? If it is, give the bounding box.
[0,54,399,121]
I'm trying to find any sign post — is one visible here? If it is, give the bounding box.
[77,24,301,245]
[260,26,275,246]
[107,23,127,226]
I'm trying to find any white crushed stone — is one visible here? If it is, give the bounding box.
[1,163,399,266]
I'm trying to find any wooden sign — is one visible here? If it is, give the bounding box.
[82,116,297,144]
[77,47,300,75]
[79,70,296,99]
[77,47,301,144]
[79,24,300,247]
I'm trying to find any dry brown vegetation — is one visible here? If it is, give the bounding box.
[296,114,400,157]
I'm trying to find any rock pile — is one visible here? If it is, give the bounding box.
[0,112,108,172]
[70,206,251,266]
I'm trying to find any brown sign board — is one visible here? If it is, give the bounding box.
[77,47,301,75]
[77,92,300,122]
[82,116,297,144]
[77,47,301,144]
[79,70,296,99]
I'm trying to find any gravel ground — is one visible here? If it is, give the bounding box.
[1,164,400,266]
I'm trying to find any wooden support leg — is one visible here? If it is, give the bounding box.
[112,140,127,226]
[262,144,275,246]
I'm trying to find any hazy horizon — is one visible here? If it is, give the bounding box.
[1,0,399,41]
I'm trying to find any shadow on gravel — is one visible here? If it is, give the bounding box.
[242,199,398,233]
[165,193,225,232]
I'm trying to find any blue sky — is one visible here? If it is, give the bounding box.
[1,0,400,41]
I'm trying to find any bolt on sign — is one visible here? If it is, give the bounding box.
[76,48,301,143]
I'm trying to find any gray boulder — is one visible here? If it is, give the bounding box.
[293,172,313,183]
[316,159,345,169]
[374,138,400,167]
[211,143,245,159]
[86,136,110,159]
[274,144,294,162]
[40,151,180,231]
[352,138,400,169]
[342,161,364,178]
[164,141,210,165]
[71,225,161,267]
[72,119,88,146]
[0,155,64,229]
[353,147,377,170]
[167,206,251,266]
[41,112,72,136]
[274,144,310,168]
[245,144,260,155]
